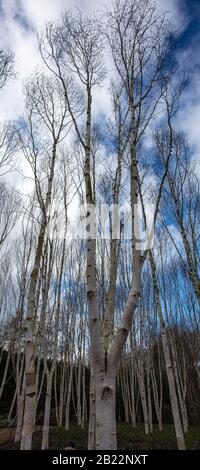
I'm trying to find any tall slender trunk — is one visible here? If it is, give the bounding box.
[137,358,149,434]
[21,142,57,450]
[88,368,96,449]
[59,358,66,427]
[42,374,53,450]
[77,360,82,426]
[151,361,163,431]
[8,388,17,421]
[82,363,86,428]
[20,224,45,450]
[150,253,185,450]
[130,361,136,427]
[147,367,153,433]
[65,364,73,431]
[15,375,25,443]
[33,366,45,430]
[170,337,188,433]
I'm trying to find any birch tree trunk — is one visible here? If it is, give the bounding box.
[20,221,47,450]
[65,364,74,431]
[151,358,163,431]
[137,357,149,434]
[15,373,25,443]
[95,367,117,450]
[42,374,53,450]
[88,367,96,449]
[150,253,185,450]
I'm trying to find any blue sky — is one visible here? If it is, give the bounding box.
[174,0,200,51]
[0,0,199,138]
[0,0,199,248]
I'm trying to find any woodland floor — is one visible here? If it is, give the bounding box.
[0,423,200,450]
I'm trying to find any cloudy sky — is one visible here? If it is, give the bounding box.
[0,0,199,257]
[0,0,199,139]
[0,0,200,189]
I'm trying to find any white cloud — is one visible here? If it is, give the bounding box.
[0,0,188,120]
[177,61,200,149]
[158,0,188,31]
[21,0,67,28]
[0,0,198,200]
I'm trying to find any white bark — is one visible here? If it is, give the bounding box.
[42,374,53,450]
[95,367,117,450]
[150,253,185,450]
[137,357,149,434]
[65,364,74,431]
